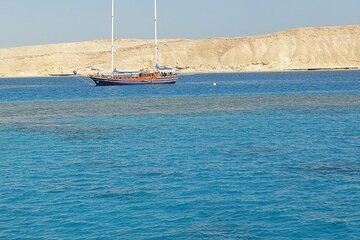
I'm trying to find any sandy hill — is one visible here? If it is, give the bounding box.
[0,25,359,77]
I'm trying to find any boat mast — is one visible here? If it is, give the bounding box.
[154,0,158,71]
[111,0,115,75]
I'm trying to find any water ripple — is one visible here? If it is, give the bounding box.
[0,72,359,239]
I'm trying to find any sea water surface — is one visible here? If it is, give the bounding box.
[0,71,359,239]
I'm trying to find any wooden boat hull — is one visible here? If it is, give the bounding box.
[89,74,177,86]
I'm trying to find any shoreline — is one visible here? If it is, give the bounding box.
[1,68,359,79]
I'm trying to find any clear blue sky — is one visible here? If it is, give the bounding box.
[1,0,359,48]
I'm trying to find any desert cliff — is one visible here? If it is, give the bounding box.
[0,25,359,77]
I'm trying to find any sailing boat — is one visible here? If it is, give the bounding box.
[89,0,178,86]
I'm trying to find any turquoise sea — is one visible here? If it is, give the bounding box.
[0,71,359,239]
